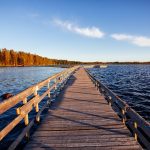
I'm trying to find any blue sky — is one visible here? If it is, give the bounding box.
[0,0,150,62]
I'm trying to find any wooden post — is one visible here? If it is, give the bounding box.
[47,82,50,98]
[59,76,62,90]
[35,103,39,112]
[122,109,126,124]
[99,87,103,96]
[61,75,65,89]
[55,78,58,97]
[16,108,20,115]
[64,73,67,84]
[108,96,112,105]
[24,114,29,126]
[23,98,29,138]
[55,78,57,90]
[34,86,40,122]
[63,74,66,85]
[23,98,27,104]
[23,98,28,125]
[134,122,138,141]
[47,81,51,105]
[97,82,99,90]
[34,86,38,96]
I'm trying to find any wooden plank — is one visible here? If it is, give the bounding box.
[25,142,141,148]
[32,132,132,138]
[24,145,141,150]
[24,68,142,150]
[32,136,133,143]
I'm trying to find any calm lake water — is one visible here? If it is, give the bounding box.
[0,67,64,149]
[0,67,64,96]
[88,65,150,122]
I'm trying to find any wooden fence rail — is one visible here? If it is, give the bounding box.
[85,68,150,149]
[0,66,79,150]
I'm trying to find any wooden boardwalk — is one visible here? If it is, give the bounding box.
[24,68,142,150]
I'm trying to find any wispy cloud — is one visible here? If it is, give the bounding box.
[53,18,150,47]
[53,19,105,38]
[111,33,150,47]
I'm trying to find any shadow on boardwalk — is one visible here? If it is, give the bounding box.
[23,68,141,150]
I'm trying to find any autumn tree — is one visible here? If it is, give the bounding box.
[0,48,81,66]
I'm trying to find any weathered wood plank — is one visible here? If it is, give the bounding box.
[25,142,141,148]
[23,146,142,150]
[32,130,131,138]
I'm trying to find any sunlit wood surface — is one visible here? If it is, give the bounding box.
[24,68,142,150]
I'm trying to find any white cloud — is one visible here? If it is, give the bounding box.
[53,19,105,38]
[111,34,133,41]
[111,33,150,47]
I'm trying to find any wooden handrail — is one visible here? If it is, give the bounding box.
[0,66,79,149]
[0,68,74,115]
[85,68,150,149]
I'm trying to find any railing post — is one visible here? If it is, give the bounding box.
[23,98,27,104]
[47,81,51,106]
[23,97,29,138]
[63,73,66,84]
[34,86,38,96]
[16,97,30,139]
[101,88,104,95]
[122,108,126,124]
[97,82,99,90]
[58,76,61,91]
[34,86,40,122]
[47,81,50,98]
[23,98,29,125]
[16,108,20,115]
[62,74,66,87]
[134,122,138,141]
[95,81,96,87]
[55,78,58,97]
[99,86,103,95]
[108,96,112,106]
[55,78,57,90]
[59,75,62,89]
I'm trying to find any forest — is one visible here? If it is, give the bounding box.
[0,48,149,66]
[0,48,81,66]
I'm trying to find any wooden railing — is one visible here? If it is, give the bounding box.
[85,68,150,149]
[0,66,79,150]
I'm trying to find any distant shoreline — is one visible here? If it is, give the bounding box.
[0,65,71,68]
[1,49,150,67]
[0,63,150,68]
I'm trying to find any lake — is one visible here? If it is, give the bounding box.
[0,67,64,97]
[88,65,150,122]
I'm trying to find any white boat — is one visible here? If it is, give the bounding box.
[100,65,108,68]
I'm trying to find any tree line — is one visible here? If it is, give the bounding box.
[0,48,81,66]
[0,48,149,66]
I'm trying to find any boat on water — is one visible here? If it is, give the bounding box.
[100,65,108,68]
[93,65,108,68]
